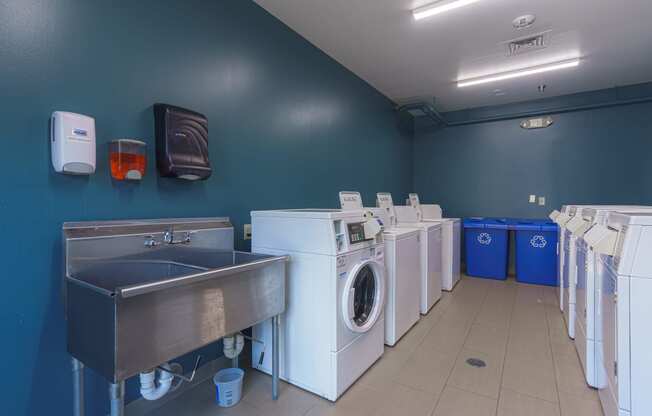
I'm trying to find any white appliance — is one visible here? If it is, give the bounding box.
[560,205,641,340]
[407,194,461,291]
[561,205,585,338]
[50,111,96,175]
[573,206,650,388]
[551,205,573,313]
[339,192,421,346]
[390,202,442,314]
[251,208,386,401]
[591,212,652,416]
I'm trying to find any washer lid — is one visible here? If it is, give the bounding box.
[383,227,419,240]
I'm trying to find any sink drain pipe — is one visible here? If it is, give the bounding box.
[139,363,175,401]
[224,333,245,367]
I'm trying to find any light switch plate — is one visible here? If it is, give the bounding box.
[538,196,546,206]
[529,194,536,203]
[244,224,252,240]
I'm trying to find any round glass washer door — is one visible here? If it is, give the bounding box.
[342,259,385,333]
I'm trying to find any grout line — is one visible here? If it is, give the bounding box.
[428,277,493,416]
[500,386,561,406]
[495,279,517,416]
[544,288,564,416]
[395,277,464,416]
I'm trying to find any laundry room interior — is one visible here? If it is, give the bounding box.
[4,1,652,415]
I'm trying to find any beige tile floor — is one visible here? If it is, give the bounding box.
[150,275,604,416]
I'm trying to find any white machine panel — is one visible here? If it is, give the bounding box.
[339,191,364,211]
[50,111,96,175]
[251,208,386,401]
[343,192,421,346]
[595,212,652,416]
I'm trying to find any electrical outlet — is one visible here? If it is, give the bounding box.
[529,194,536,203]
[244,224,252,240]
[538,196,546,206]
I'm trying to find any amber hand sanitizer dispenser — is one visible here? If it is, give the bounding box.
[109,139,146,181]
[154,104,212,181]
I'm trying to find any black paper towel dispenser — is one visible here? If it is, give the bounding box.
[154,103,212,181]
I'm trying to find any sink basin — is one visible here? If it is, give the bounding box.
[64,218,288,382]
[71,259,206,293]
[70,249,280,297]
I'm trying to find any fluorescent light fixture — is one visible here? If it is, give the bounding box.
[413,0,482,20]
[457,59,581,88]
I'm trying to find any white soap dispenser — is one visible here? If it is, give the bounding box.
[50,111,96,175]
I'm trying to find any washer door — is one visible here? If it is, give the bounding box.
[342,259,385,333]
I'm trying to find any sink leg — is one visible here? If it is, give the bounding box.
[109,381,125,416]
[72,357,85,416]
[272,314,280,400]
[232,355,239,368]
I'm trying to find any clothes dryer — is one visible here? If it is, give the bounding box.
[591,212,652,416]
[572,206,650,388]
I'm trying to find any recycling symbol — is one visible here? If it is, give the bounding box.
[477,232,492,245]
[530,235,547,248]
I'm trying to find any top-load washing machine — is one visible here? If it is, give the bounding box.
[384,200,442,314]
[570,206,650,388]
[338,192,421,346]
[589,212,652,416]
[407,194,461,291]
[250,208,386,401]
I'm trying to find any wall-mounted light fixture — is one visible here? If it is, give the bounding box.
[520,116,553,129]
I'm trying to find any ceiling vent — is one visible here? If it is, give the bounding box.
[505,31,549,56]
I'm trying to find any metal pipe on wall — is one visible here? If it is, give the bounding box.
[401,96,652,128]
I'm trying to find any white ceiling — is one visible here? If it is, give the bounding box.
[255,0,652,111]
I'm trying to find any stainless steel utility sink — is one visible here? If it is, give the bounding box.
[64,218,288,384]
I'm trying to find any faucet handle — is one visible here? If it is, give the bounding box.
[163,230,192,245]
[144,235,160,248]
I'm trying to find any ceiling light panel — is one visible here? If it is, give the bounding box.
[457,59,581,88]
[413,0,483,20]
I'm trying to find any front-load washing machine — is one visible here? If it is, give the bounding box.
[590,212,652,416]
[391,203,442,314]
[251,208,386,401]
[407,194,461,291]
[339,192,421,346]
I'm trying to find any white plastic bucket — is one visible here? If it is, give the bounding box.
[213,368,244,407]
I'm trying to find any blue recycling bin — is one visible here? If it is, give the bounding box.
[513,220,558,286]
[463,217,510,280]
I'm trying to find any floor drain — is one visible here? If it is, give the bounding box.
[466,358,486,368]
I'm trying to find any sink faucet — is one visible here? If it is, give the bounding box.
[163,230,191,245]
[144,230,191,248]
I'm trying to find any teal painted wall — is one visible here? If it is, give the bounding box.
[413,84,652,220]
[0,1,413,414]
